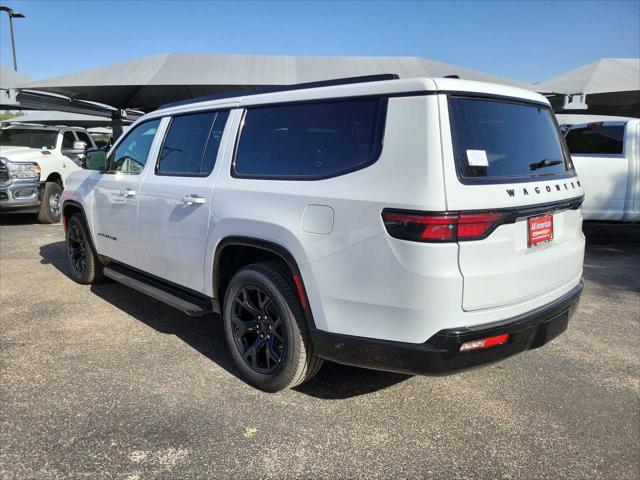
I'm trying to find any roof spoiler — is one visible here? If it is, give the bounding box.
[159,73,400,110]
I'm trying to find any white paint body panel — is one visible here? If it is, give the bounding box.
[62,77,585,344]
[568,119,640,222]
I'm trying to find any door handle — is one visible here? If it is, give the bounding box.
[181,194,206,205]
[119,188,136,197]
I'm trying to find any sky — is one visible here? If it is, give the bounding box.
[0,0,638,83]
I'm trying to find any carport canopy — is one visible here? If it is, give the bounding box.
[0,65,32,107]
[536,59,640,118]
[2,110,130,128]
[19,53,535,112]
[536,58,640,95]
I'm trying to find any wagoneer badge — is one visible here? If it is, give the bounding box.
[506,180,581,198]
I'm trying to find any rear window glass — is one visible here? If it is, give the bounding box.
[234,99,386,179]
[448,97,571,183]
[157,110,229,176]
[565,125,624,154]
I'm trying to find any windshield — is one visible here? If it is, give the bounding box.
[448,96,573,183]
[0,128,58,149]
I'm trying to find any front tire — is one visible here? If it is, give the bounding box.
[65,213,105,284]
[37,181,62,224]
[222,262,322,392]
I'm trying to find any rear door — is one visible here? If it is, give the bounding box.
[137,109,232,292]
[440,94,585,311]
[565,122,628,220]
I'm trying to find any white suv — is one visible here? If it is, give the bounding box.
[61,75,585,392]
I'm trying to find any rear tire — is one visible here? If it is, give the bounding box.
[222,261,322,392]
[65,213,105,284]
[37,182,62,224]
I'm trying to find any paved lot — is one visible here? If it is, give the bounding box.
[1,215,638,480]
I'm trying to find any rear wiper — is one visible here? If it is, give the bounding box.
[529,158,562,171]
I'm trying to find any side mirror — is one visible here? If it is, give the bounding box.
[73,141,87,152]
[63,141,88,156]
[84,149,108,171]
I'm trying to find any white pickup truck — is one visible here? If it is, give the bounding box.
[0,124,97,223]
[562,117,640,222]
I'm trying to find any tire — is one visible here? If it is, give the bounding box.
[222,261,323,392]
[65,213,105,284]
[37,181,62,224]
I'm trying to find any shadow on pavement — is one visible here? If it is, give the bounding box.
[39,240,70,274]
[39,240,409,398]
[582,222,640,294]
[0,212,40,225]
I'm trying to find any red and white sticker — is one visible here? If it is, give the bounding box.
[528,213,554,247]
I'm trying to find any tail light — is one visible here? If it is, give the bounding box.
[382,210,504,242]
[460,333,510,352]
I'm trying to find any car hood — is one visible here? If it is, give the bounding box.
[0,146,52,163]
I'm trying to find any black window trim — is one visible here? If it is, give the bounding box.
[104,118,162,175]
[154,109,230,178]
[447,94,577,186]
[230,97,389,181]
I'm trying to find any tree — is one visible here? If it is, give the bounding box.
[0,110,20,121]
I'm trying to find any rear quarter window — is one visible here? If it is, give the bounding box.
[233,98,387,179]
[448,96,573,184]
[565,124,625,155]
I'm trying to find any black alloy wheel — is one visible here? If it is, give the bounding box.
[231,286,286,374]
[67,221,87,278]
[65,213,105,285]
[222,262,323,391]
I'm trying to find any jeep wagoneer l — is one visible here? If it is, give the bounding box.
[61,75,584,391]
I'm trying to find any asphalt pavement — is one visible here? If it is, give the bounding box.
[1,215,638,479]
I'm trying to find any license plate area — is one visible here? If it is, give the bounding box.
[528,213,554,247]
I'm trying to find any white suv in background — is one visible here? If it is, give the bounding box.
[61,75,585,392]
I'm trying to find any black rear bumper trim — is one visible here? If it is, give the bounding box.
[310,281,583,375]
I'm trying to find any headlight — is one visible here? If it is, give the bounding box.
[0,157,40,179]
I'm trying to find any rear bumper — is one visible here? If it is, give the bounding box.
[311,281,583,375]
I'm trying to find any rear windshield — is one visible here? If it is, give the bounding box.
[0,128,58,149]
[564,124,625,154]
[448,97,572,183]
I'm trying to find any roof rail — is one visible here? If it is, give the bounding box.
[159,73,400,110]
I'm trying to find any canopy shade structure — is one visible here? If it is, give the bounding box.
[536,58,640,95]
[20,53,535,112]
[1,110,132,128]
[537,58,640,118]
[0,65,33,107]
[0,65,32,89]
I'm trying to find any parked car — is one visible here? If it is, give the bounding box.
[0,124,97,223]
[562,117,639,222]
[61,75,585,392]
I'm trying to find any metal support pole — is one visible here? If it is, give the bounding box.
[111,112,124,141]
[8,13,17,70]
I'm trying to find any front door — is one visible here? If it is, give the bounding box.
[92,119,162,267]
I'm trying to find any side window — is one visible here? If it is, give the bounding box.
[157,110,229,176]
[61,131,76,149]
[565,124,625,155]
[233,99,386,179]
[107,119,161,174]
[75,131,93,147]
